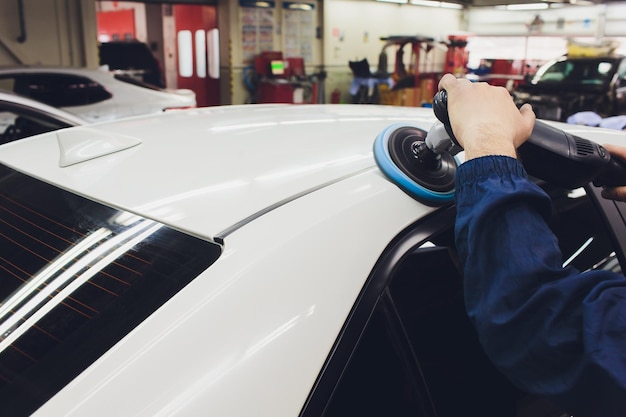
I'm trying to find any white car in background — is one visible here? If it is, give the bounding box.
[0,66,196,123]
[0,104,624,417]
[0,90,86,144]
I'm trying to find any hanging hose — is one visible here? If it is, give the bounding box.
[17,0,26,43]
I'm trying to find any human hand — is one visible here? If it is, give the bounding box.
[600,143,626,202]
[438,73,536,160]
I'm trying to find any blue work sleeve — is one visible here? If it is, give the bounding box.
[454,155,626,417]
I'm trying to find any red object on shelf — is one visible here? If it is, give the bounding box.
[444,35,469,77]
[254,52,316,104]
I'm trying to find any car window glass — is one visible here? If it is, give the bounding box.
[322,301,430,417]
[0,78,15,91]
[536,60,568,82]
[0,164,221,417]
[0,107,73,144]
[8,74,113,107]
[546,185,621,273]
[536,59,615,85]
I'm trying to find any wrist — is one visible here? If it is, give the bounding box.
[464,142,517,160]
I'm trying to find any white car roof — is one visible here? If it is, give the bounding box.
[0,104,441,240]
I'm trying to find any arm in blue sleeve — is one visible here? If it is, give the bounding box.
[454,155,626,417]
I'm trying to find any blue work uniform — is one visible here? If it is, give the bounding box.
[454,155,626,417]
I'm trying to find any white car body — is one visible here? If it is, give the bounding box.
[0,66,196,123]
[1,104,626,417]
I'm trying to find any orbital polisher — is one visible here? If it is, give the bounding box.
[374,89,626,206]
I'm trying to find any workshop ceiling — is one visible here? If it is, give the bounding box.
[468,0,617,6]
[372,0,622,8]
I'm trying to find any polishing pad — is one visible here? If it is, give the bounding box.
[374,123,457,206]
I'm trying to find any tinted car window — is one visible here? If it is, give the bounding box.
[0,104,77,144]
[0,164,221,416]
[533,57,617,86]
[323,301,431,417]
[0,73,113,107]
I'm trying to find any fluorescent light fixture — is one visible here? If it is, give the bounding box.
[410,0,440,5]
[568,0,595,5]
[410,0,463,8]
[440,1,463,8]
[239,0,275,7]
[505,2,549,9]
[377,0,408,4]
[287,2,313,10]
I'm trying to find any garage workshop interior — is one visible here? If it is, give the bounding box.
[1,1,626,417]
[0,0,625,122]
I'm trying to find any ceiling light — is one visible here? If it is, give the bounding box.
[285,2,314,10]
[377,0,409,3]
[410,0,440,5]
[505,2,549,10]
[410,0,463,7]
[440,1,463,8]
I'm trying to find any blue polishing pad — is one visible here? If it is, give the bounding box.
[374,123,456,206]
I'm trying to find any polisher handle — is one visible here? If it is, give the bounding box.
[431,88,626,188]
[432,90,459,147]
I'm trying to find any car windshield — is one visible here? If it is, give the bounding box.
[0,164,221,416]
[533,57,617,86]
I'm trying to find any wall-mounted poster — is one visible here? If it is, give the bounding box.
[240,0,276,64]
[282,2,315,63]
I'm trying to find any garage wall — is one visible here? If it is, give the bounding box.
[468,4,604,36]
[1,0,625,105]
[220,0,323,105]
[0,0,98,67]
[322,0,464,103]
[466,3,626,65]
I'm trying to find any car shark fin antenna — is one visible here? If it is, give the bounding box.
[57,127,142,167]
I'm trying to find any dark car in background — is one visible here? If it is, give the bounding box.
[512,54,626,122]
[99,40,165,88]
